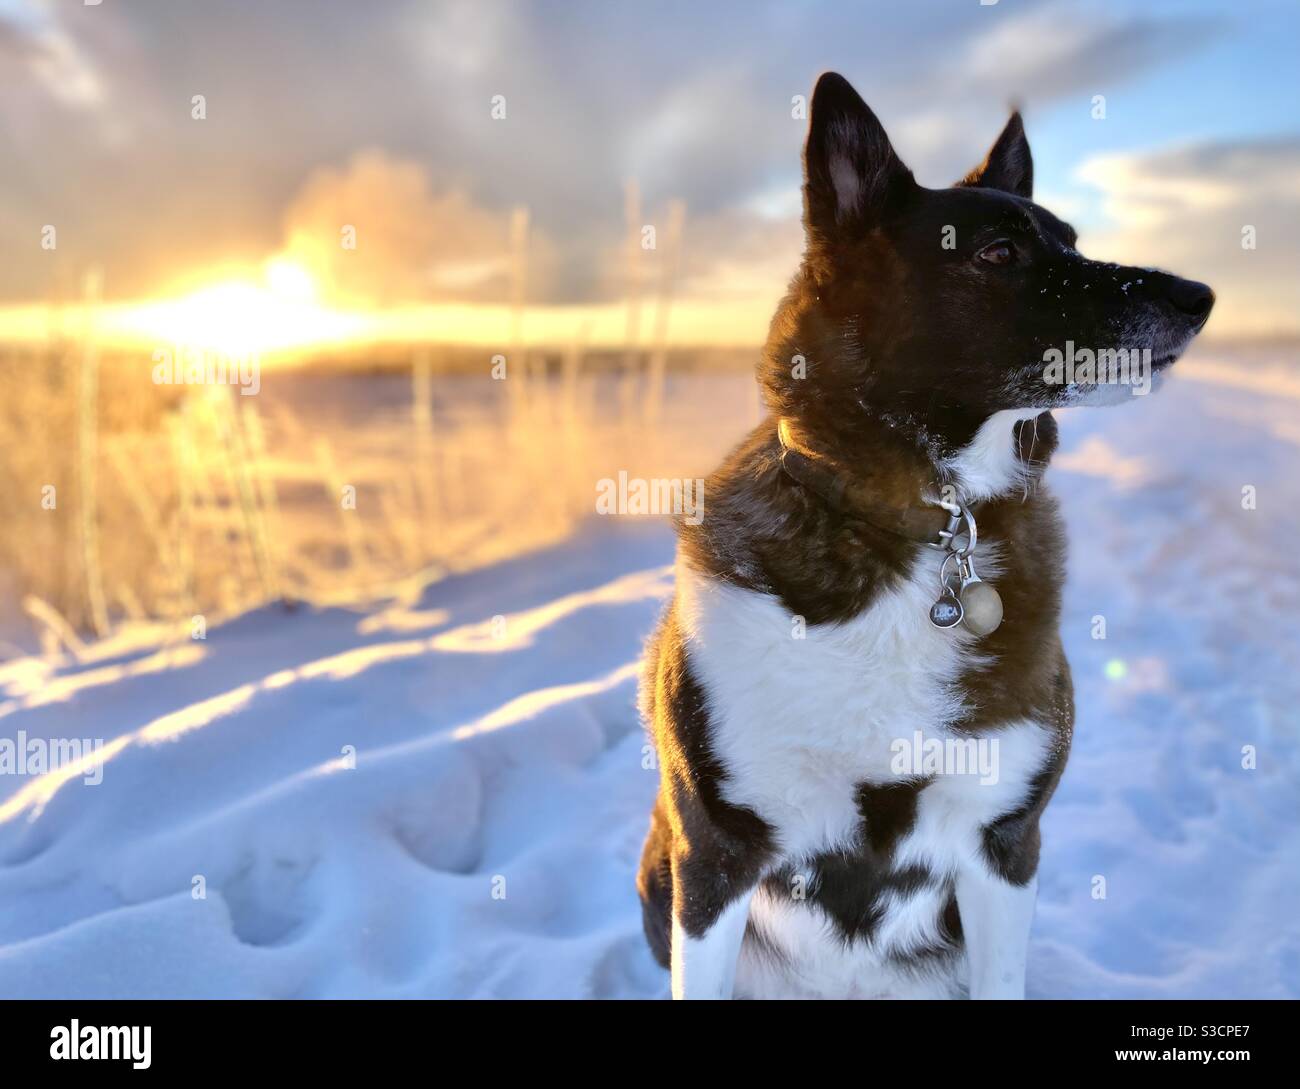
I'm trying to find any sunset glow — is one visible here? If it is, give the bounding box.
[0,285,781,356]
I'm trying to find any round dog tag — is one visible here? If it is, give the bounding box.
[929,589,964,629]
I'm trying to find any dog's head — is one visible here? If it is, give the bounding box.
[763,72,1213,443]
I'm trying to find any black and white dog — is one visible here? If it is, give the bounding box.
[637,72,1213,999]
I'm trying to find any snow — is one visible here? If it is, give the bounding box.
[1,347,1298,998]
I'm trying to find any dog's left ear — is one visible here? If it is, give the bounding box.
[959,112,1033,199]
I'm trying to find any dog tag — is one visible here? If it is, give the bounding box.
[929,587,964,629]
[957,556,1003,637]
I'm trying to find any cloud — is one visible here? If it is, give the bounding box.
[1075,138,1300,335]
[0,2,104,111]
[0,0,1257,331]
[889,1,1221,185]
[276,151,561,306]
[9,27,102,110]
[962,1,1219,102]
[675,208,802,306]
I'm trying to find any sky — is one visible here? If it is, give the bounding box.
[1,0,1297,349]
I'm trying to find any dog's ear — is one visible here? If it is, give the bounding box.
[960,112,1033,199]
[803,72,913,240]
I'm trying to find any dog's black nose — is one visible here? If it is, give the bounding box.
[1168,277,1215,325]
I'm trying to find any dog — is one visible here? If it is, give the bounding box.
[636,72,1213,999]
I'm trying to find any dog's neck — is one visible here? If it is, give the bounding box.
[773,404,1054,507]
[942,408,1048,501]
[777,417,972,547]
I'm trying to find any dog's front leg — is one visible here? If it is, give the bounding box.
[670,883,756,1000]
[667,820,767,1000]
[955,866,1037,1000]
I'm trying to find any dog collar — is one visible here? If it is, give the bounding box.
[775,417,975,549]
[776,417,1004,636]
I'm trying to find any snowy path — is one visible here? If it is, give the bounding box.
[1,357,1297,998]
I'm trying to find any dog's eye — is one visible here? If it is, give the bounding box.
[977,241,1014,266]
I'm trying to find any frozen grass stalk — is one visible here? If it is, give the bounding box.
[78,265,110,637]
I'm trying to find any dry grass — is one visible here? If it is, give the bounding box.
[0,344,757,652]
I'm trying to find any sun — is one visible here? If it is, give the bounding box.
[110,257,367,356]
[263,257,318,304]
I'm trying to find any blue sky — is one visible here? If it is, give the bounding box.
[1027,0,1300,200]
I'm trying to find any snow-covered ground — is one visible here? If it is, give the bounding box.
[1,349,1297,998]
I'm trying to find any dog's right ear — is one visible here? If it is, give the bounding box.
[803,72,913,241]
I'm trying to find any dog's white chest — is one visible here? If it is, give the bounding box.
[676,558,982,856]
[675,556,1054,998]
